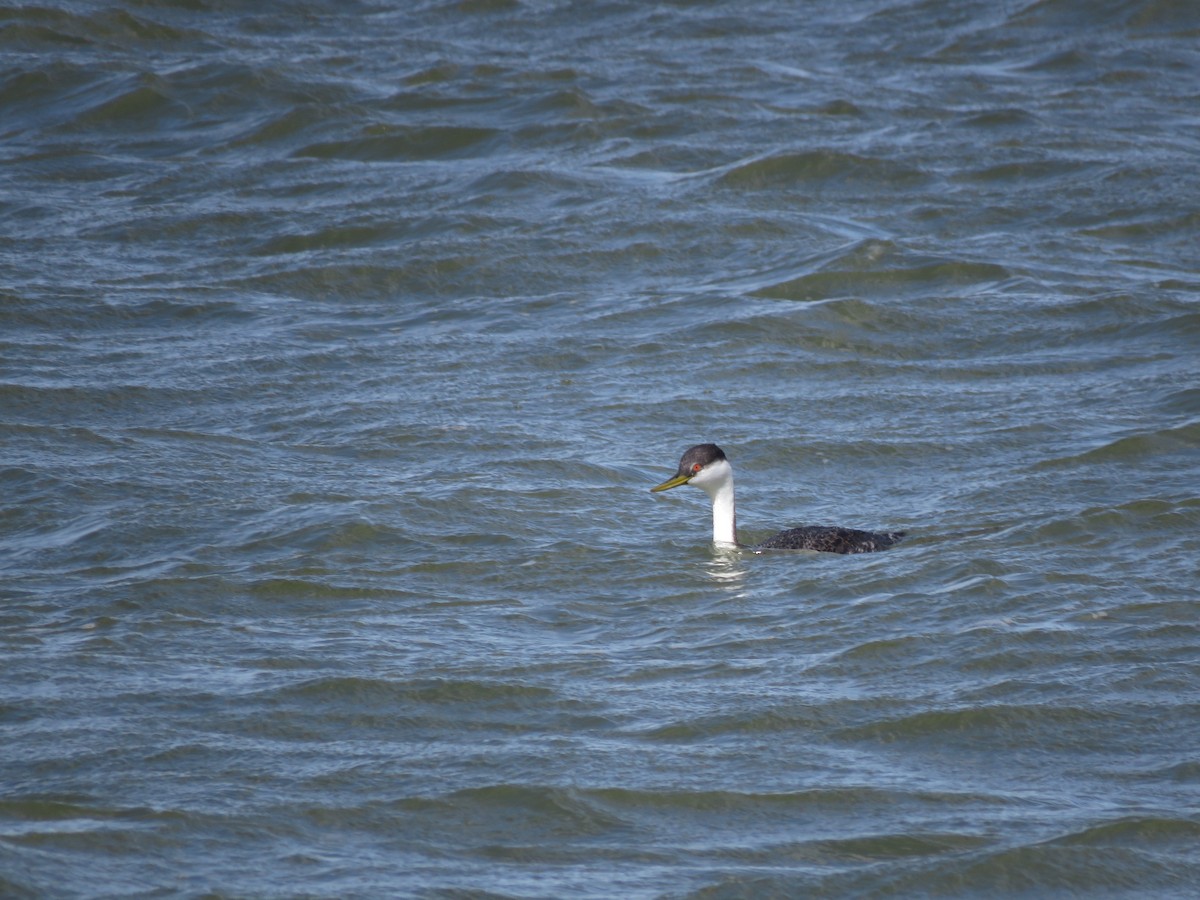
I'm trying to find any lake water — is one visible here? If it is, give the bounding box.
[3,1,1199,897]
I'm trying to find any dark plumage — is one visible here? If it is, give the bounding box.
[753,525,905,554]
[673,443,726,477]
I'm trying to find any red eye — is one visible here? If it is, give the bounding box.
[692,463,702,473]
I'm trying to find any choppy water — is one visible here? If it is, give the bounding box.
[3,1,1200,896]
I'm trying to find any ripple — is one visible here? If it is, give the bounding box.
[1035,422,1200,468]
[294,125,502,162]
[714,149,929,191]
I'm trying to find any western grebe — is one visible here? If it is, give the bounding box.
[650,443,904,554]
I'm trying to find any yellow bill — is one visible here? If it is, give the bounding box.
[650,473,691,493]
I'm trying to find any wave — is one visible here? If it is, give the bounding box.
[714,149,929,192]
[295,125,502,163]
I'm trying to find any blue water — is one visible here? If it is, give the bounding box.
[3,1,1199,897]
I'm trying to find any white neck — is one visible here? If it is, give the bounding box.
[693,459,737,545]
[711,478,737,545]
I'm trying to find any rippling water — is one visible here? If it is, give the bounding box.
[3,1,1199,896]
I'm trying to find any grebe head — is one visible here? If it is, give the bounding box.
[650,443,733,498]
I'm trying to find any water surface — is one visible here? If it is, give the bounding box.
[2,1,1199,896]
